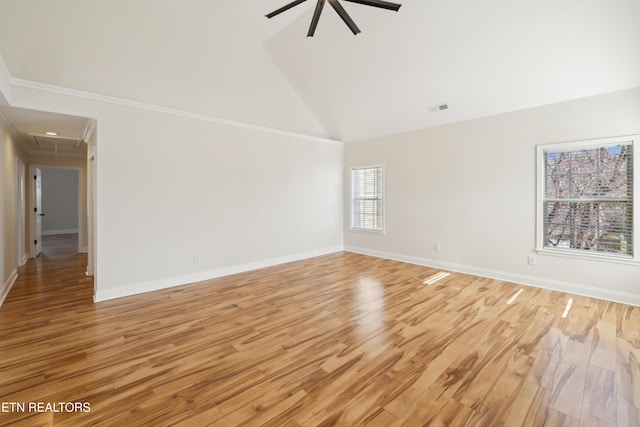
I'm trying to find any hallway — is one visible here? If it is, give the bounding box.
[0,234,93,425]
[12,234,91,300]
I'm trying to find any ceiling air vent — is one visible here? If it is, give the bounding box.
[29,134,82,151]
[428,103,450,113]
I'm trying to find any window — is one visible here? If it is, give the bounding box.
[536,135,638,262]
[351,165,384,232]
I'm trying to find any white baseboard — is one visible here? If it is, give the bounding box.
[94,245,345,302]
[79,246,88,254]
[20,253,29,266]
[0,269,18,307]
[345,246,640,307]
[42,229,79,236]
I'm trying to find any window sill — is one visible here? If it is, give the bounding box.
[535,248,640,266]
[350,227,385,235]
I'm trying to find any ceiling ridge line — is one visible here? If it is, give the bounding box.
[10,78,343,146]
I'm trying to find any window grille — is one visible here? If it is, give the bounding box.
[351,166,384,232]
[537,136,637,261]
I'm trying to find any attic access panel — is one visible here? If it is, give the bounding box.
[29,134,82,153]
[266,0,401,37]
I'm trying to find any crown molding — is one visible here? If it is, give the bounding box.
[10,78,343,146]
[82,118,97,143]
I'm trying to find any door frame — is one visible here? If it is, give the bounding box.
[16,157,26,266]
[28,165,85,256]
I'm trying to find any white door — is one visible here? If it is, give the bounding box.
[34,168,43,257]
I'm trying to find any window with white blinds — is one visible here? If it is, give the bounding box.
[537,136,638,261]
[351,165,384,232]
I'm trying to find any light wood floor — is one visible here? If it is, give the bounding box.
[1,234,639,426]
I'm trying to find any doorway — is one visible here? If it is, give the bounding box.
[30,166,85,258]
[0,104,97,300]
[41,168,80,254]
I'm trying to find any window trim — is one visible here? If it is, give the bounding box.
[350,164,385,234]
[535,135,640,265]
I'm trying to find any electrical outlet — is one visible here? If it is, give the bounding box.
[193,253,199,264]
[434,243,443,253]
[528,255,536,265]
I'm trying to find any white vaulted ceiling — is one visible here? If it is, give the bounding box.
[0,0,639,142]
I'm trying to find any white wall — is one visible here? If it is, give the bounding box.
[0,67,12,304]
[7,82,344,302]
[0,117,6,301]
[345,87,640,305]
[41,168,79,234]
[1,114,27,304]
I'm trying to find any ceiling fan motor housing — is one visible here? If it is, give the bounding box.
[266,0,402,37]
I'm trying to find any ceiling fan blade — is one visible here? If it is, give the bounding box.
[328,0,361,35]
[342,0,401,11]
[266,0,309,18]
[307,0,326,37]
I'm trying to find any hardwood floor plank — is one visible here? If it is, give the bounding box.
[171,405,226,427]
[521,387,556,427]
[543,408,580,427]
[549,358,588,419]
[590,318,618,371]
[1,234,639,425]
[581,365,617,427]
[359,407,399,426]
[617,400,640,427]
[503,379,540,426]
[396,399,475,427]
[617,338,640,411]
[382,340,469,418]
